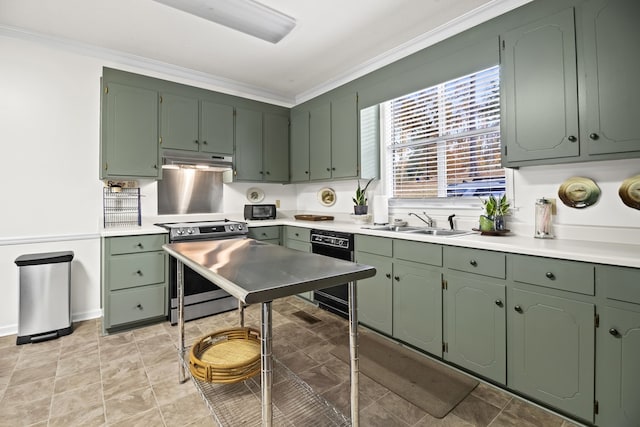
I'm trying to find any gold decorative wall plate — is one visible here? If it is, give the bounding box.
[558,177,600,208]
[317,187,336,207]
[619,175,640,210]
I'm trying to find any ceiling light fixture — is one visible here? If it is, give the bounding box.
[153,0,296,44]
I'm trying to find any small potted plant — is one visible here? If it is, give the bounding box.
[480,194,510,231]
[353,178,374,215]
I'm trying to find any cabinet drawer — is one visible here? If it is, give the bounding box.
[394,240,442,266]
[108,284,166,326]
[597,265,640,305]
[109,252,166,290]
[355,234,392,257]
[445,246,505,279]
[285,226,310,242]
[511,255,594,295]
[249,226,280,241]
[109,234,166,255]
[285,240,311,252]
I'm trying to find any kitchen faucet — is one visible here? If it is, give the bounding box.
[448,214,456,230]
[408,212,434,227]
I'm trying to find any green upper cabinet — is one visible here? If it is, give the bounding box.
[580,0,640,156]
[200,100,234,154]
[160,92,233,155]
[101,81,160,179]
[508,287,594,421]
[234,107,263,181]
[235,109,289,182]
[500,8,579,165]
[307,92,359,181]
[263,113,289,182]
[159,92,199,151]
[290,109,310,182]
[309,103,332,180]
[501,1,640,167]
[330,92,359,179]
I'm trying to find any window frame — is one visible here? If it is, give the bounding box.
[377,65,513,210]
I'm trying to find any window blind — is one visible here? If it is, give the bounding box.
[383,65,504,199]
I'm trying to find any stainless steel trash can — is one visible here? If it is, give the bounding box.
[15,251,74,345]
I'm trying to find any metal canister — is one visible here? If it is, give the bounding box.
[534,198,554,239]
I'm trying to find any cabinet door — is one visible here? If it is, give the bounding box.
[309,103,332,180]
[501,8,579,164]
[290,109,310,182]
[509,287,594,421]
[160,92,199,151]
[101,82,159,178]
[200,101,234,155]
[234,107,263,181]
[263,113,289,182]
[355,252,393,335]
[331,93,359,179]
[393,261,442,356]
[596,306,640,427]
[445,273,506,384]
[582,0,640,155]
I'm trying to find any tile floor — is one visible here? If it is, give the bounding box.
[0,297,582,427]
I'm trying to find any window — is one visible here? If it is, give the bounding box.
[383,65,504,200]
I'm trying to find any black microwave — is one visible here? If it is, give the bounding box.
[244,204,276,220]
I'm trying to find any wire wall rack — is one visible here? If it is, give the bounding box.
[103,187,141,227]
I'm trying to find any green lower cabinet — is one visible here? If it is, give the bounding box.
[248,226,281,245]
[596,306,640,427]
[283,226,312,301]
[355,251,393,335]
[393,261,442,356]
[444,273,506,384]
[508,287,594,422]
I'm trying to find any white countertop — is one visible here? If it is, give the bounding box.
[100,214,640,269]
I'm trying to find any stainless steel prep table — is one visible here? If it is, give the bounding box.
[163,238,376,427]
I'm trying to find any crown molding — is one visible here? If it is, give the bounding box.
[0,24,296,107]
[1,0,531,108]
[295,0,533,104]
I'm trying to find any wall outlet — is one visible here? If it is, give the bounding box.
[275,199,281,208]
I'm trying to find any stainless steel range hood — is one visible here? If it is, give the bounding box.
[161,149,233,171]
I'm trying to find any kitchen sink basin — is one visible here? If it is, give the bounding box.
[405,228,474,237]
[362,225,474,237]
[362,225,422,232]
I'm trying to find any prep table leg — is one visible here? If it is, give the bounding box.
[177,260,187,383]
[348,280,359,426]
[261,301,273,427]
[239,299,245,327]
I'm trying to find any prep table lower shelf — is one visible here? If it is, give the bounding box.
[179,349,350,426]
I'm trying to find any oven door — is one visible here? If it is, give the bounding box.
[168,236,245,324]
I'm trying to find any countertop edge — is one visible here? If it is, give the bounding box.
[101,217,640,269]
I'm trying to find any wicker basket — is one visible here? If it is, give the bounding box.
[189,327,261,384]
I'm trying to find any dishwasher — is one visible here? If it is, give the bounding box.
[310,229,354,318]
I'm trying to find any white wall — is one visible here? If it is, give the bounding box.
[0,35,300,335]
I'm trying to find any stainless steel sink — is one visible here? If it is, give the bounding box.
[361,225,473,237]
[406,228,474,237]
[362,225,422,232]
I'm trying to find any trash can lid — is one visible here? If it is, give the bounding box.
[15,251,74,266]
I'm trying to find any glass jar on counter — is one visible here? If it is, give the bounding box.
[534,198,554,239]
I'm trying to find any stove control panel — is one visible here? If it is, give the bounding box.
[167,221,247,241]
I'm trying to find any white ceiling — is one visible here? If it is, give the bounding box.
[0,0,531,105]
